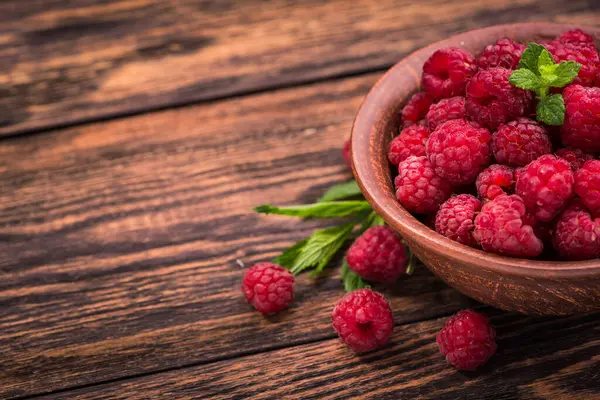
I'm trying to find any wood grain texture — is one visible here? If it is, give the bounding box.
[38,310,600,400]
[0,74,475,399]
[0,0,598,136]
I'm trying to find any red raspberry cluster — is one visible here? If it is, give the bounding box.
[390,30,600,260]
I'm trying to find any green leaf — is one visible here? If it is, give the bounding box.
[254,201,371,218]
[537,48,555,70]
[318,180,363,202]
[340,259,369,292]
[509,69,541,90]
[536,94,565,126]
[359,211,385,234]
[290,222,355,275]
[274,239,308,269]
[519,43,546,74]
[548,61,582,87]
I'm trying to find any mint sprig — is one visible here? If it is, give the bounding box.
[318,180,362,202]
[340,259,369,292]
[509,43,581,126]
[254,200,371,218]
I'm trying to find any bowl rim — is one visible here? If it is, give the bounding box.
[351,22,600,279]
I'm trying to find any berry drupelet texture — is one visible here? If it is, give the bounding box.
[388,124,430,165]
[332,289,394,353]
[241,263,295,314]
[561,85,600,152]
[426,119,492,185]
[435,194,482,247]
[422,48,478,99]
[426,96,466,131]
[477,38,525,70]
[395,156,454,214]
[555,29,596,45]
[476,164,515,202]
[401,92,434,125]
[552,200,600,260]
[346,226,408,283]
[437,309,497,371]
[574,160,600,217]
[555,147,594,171]
[492,118,552,167]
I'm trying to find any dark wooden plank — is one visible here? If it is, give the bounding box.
[0,73,475,399]
[0,0,598,136]
[39,311,600,400]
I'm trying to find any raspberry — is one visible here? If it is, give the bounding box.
[388,124,429,165]
[477,38,525,70]
[332,289,394,353]
[492,118,552,167]
[555,29,595,45]
[466,67,534,130]
[342,138,352,170]
[401,92,434,124]
[574,160,600,217]
[473,194,543,257]
[241,263,294,314]
[555,147,594,171]
[561,85,600,152]
[437,309,497,371]
[476,164,515,201]
[516,155,574,222]
[426,96,466,131]
[435,194,482,247]
[426,119,492,185]
[346,226,407,283]
[394,156,453,214]
[422,48,478,99]
[552,200,600,260]
[546,42,599,87]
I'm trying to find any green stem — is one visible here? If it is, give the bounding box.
[405,250,416,275]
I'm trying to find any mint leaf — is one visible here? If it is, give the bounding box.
[291,222,355,275]
[341,259,369,292]
[519,43,545,74]
[536,94,565,126]
[254,201,371,218]
[537,48,555,70]
[549,61,582,87]
[509,69,541,90]
[359,211,385,234]
[274,238,308,268]
[318,180,362,202]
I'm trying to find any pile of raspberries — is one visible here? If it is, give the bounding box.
[390,29,600,260]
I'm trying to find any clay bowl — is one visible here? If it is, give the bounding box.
[351,23,600,316]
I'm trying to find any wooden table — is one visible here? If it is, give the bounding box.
[1,1,599,399]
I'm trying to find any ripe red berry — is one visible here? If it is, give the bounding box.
[394,156,454,214]
[332,289,394,353]
[516,155,574,222]
[555,29,595,45]
[555,147,594,171]
[546,42,599,87]
[388,124,429,165]
[492,118,552,167]
[346,226,407,283]
[477,37,525,70]
[466,67,533,130]
[422,48,478,99]
[401,92,434,125]
[476,164,515,202]
[574,160,600,217]
[437,309,497,371]
[435,194,482,247]
[426,96,466,131]
[241,263,295,314]
[427,119,492,185]
[473,194,543,257]
[342,138,352,170]
[561,85,600,152]
[552,200,600,260]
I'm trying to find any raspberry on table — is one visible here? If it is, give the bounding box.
[435,194,482,247]
[552,200,600,260]
[426,119,492,185]
[401,92,434,125]
[555,29,596,45]
[241,263,295,314]
[426,96,466,131]
[332,289,394,353]
[476,164,515,202]
[492,118,552,167]
[516,155,574,222]
[342,138,352,170]
[561,85,600,152]
[477,37,525,70]
[574,160,600,217]
[546,42,599,87]
[395,156,454,214]
[555,147,594,171]
[422,47,478,99]
[388,124,429,165]
[437,309,497,371]
[473,194,544,257]
[346,226,408,283]
[465,67,533,130]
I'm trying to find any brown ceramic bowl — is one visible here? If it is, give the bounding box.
[351,23,600,316]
